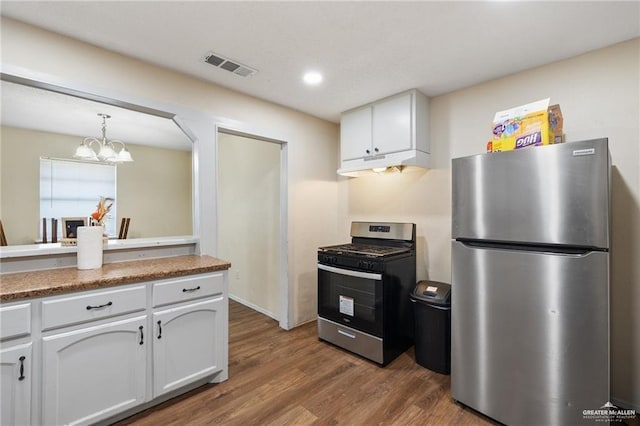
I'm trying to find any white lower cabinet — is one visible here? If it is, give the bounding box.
[0,270,228,426]
[0,343,32,426]
[42,315,147,426]
[153,296,225,397]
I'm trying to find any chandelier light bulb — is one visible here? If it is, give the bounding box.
[73,113,134,163]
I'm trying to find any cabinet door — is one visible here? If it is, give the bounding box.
[1,343,32,426]
[153,297,225,397]
[340,106,372,161]
[372,92,413,155]
[42,316,147,426]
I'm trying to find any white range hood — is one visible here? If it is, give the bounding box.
[337,149,430,177]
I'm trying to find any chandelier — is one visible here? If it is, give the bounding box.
[73,113,134,163]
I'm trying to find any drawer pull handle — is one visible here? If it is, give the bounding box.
[338,329,356,339]
[18,356,25,381]
[157,320,162,339]
[182,286,201,293]
[86,301,113,310]
[139,325,144,345]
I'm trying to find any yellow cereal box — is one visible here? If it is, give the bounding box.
[491,98,551,152]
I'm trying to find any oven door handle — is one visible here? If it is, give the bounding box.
[338,329,356,339]
[318,263,382,281]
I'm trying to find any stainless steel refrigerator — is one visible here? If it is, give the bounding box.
[451,138,610,425]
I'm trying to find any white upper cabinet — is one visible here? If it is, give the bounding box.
[340,105,372,161]
[338,89,429,176]
[372,92,413,154]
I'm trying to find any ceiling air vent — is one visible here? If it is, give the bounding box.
[204,52,257,77]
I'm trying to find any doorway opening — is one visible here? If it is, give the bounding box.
[217,128,288,328]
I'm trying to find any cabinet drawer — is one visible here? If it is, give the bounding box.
[0,303,31,340]
[153,273,223,307]
[42,285,146,331]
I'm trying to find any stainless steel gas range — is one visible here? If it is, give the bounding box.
[317,222,416,366]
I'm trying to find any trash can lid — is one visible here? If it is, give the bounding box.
[410,280,451,306]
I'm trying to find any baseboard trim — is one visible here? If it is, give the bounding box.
[297,316,318,326]
[229,294,279,322]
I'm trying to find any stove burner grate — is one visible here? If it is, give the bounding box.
[319,243,409,257]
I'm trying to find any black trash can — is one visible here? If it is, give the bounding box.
[410,280,452,374]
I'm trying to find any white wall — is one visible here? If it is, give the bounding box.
[116,142,192,239]
[340,38,640,408]
[0,17,341,327]
[218,132,281,318]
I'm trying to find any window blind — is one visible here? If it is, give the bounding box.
[40,158,117,239]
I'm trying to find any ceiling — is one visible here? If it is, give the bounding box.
[0,80,192,150]
[1,1,639,123]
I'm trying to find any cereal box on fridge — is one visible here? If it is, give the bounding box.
[491,98,551,152]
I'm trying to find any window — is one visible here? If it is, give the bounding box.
[40,158,117,239]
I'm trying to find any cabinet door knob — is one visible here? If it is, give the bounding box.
[374,147,379,153]
[18,356,25,381]
[157,320,162,339]
[366,149,370,155]
[139,325,144,345]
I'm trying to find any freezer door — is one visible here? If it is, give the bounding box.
[451,241,609,426]
[452,138,610,248]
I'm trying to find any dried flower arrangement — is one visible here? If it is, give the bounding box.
[91,196,114,226]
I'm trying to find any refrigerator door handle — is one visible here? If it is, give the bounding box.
[456,239,605,257]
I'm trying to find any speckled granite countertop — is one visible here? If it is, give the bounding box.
[0,255,231,302]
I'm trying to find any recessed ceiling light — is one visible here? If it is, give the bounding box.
[303,71,323,85]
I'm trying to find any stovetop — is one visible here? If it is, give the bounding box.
[318,243,410,258]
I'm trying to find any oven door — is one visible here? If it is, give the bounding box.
[317,263,383,337]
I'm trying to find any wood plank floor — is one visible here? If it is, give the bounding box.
[117,300,493,425]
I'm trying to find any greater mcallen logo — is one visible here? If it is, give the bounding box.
[583,401,636,422]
